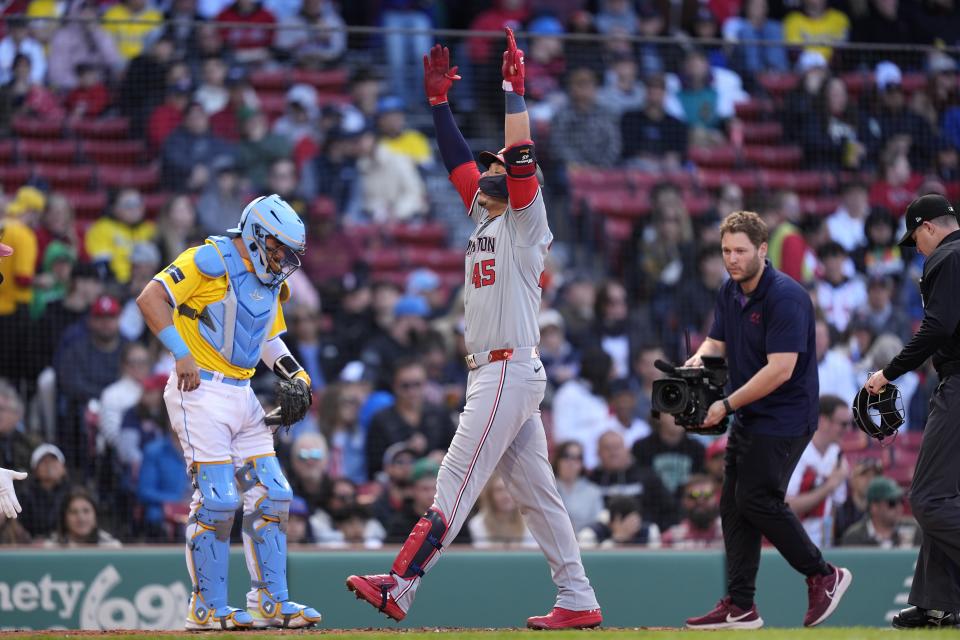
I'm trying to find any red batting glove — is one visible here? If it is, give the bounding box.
[423,44,461,106]
[501,26,525,96]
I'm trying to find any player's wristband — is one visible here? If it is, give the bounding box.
[504,89,526,114]
[158,325,190,360]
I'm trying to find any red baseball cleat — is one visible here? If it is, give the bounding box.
[686,597,764,629]
[804,564,852,627]
[345,574,406,622]
[527,607,603,630]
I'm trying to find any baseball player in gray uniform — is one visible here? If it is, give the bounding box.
[347,30,602,630]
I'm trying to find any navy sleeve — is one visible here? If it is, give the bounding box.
[432,103,473,174]
[765,298,808,354]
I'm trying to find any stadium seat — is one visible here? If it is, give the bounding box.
[801,196,841,217]
[33,163,95,190]
[0,165,31,191]
[901,72,926,94]
[840,429,868,452]
[760,169,829,194]
[388,222,448,248]
[0,139,14,163]
[586,189,651,219]
[742,121,784,144]
[71,117,130,140]
[18,139,77,163]
[895,431,923,451]
[364,247,405,272]
[758,72,799,99]
[63,191,109,219]
[698,169,760,192]
[258,91,288,117]
[96,163,161,191]
[80,139,145,164]
[291,68,349,91]
[12,116,62,139]
[409,248,463,271]
[250,68,288,91]
[734,98,774,120]
[624,170,693,191]
[743,144,803,168]
[143,192,171,217]
[604,217,633,243]
[568,167,628,190]
[683,193,714,217]
[689,146,739,169]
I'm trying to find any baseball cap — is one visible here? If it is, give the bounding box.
[407,268,440,295]
[42,241,77,271]
[91,295,121,317]
[410,458,441,483]
[130,242,161,266]
[796,50,827,74]
[311,196,336,220]
[929,51,957,74]
[339,360,375,384]
[394,295,430,319]
[876,61,903,91]
[142,372,169,392]
[538,308,565,331]
[898,194,956,247]
[382,442,417,469]
[866,476,904,503]
[528,15,565,36]
[30,443,65,470]
[0,243,12,257]
[706,434,728,460]
[6,186,45,217]
[376,95,406,115]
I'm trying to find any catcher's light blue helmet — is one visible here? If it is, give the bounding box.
[229,194,306,289]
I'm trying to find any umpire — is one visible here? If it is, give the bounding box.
[683,211,852,630]
[865,194,960,629]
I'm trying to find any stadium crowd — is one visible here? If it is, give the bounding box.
[0,0,957,549]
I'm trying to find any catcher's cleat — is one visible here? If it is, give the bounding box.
[248,600,322,629]
[804,564,852,627]
[185,604,254,631]
[346,574,406,622]
[527,607,603,630]
[686,597,764,630]
[891,606,959,629]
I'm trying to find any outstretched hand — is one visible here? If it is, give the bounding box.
[423,44,461,106]
[501,27,525,96]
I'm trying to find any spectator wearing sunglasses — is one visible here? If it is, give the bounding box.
[785,394,852,549]
[551,441,603,535]
[286,432,329,512]
[840,477,920,549]
[833,457,883,546]
[662,474,723,548]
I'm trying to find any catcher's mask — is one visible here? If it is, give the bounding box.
[852,384,904,442]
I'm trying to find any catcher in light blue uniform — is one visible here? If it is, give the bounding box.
[138,195,321,630]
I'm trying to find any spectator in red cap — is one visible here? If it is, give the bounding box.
[54,294,127,472]
[704,435,727,485]
[118,372,169,483]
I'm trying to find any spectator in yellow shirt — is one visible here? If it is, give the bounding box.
[101,0,163,60]
[0,202,38,385]
[376,95,433,168]
[783,0,850,61]
[85,188,157,283]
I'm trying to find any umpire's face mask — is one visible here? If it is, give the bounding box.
[479,174,509,202]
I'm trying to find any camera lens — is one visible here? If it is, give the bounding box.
[652,380,688,414]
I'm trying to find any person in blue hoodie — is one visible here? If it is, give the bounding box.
[137,419,190,541]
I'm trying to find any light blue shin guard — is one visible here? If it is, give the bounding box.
[237,455,294,615]
[186,462,242,622]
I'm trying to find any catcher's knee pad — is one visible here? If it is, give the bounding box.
[188,462,241,611]
[392,508,447,579]
[237,455,293,606]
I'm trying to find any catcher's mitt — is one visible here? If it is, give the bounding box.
[265,378,312,429]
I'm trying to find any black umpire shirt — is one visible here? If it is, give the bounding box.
[884,230,960,380]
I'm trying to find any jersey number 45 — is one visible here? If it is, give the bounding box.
[472,259,496,288]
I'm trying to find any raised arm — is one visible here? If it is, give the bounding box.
[424,44,478,209]
[500,27,538,210]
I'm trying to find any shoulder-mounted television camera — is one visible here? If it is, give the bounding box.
[651,356,730,435]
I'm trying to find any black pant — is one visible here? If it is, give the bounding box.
[722,423,828,609]
[909,375,960,612]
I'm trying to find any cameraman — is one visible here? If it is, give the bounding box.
[684,211,852,630]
